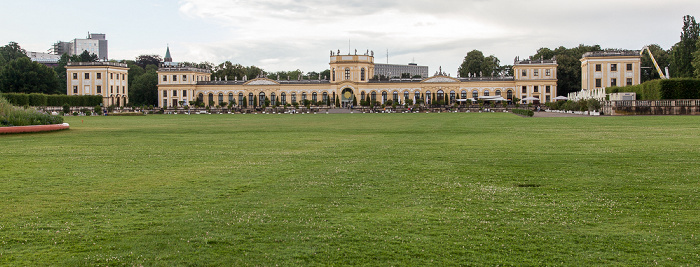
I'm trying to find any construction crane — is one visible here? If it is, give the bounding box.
[640,46,669,79]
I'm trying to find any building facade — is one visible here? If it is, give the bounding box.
[580,51,641,91]
[157,52,557,108]
[52,33,108,59]
[65,62,129,107]
[374,63,429,78]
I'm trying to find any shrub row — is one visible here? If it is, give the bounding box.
[511,109,534,117]
[0,93,103,107]
[607,78,700,100]
[546,99,601,112]
[0,97,63,127]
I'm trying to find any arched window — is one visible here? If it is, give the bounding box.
[228,93,234,104]
[484,90,490,96]
[393,91,398,103]
[426,90,431,104]
[371,91,377,102]
[322,92,328,104]
[248,93,254,106]
[382,91,388,104]
[302,92,307,102]
[291,92,297,103]
[238,93,244,106]
[198,93,203,103]
[259,92,265,106]
[271,92,276,106]
[437,90,444,103]
[404,91,409,101]
[414,90,421,102]
[312,92,318,103]
[218,93,223,104]
[345,68,350,80]
[361,68,365,81]
[472,90,478,98]
[496,90,501,96]
[280,92,286,105]
[450,90,456,102]
[361,91,365,101]
[461,90,467,99]
[208,93,214,105]
[507,90,513,100]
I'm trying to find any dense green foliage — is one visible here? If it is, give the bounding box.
[528,45,603,96]
[511,108,534,116]
[670,15,699,78]
[607,78,700,100]
[1,114,698,265]
[457,49,502,77]
[1,92,102,107]
[0,96,62,126]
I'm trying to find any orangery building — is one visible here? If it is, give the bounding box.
[157,51,558,108]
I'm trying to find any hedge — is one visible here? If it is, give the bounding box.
[0,97,63,127]
[0,93,103,107]
[512,108,534,117]
[607,78,700,100]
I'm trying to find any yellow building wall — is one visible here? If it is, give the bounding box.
[65,64,129,107]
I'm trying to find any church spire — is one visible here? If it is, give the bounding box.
[164,45,172,62]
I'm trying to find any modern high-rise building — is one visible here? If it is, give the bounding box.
[52,33,108,60]
[374,63,429,78]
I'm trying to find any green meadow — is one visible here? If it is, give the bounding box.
[1,113,698,265]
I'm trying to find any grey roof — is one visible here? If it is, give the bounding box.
[582,50,640,58]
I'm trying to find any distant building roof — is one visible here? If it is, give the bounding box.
[582,50,640,58]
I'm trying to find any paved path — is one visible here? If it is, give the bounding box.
[533,111,589,117]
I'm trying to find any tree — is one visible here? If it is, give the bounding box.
[0,57,60,94]
[124,60,145,86]
[70,50,98,62]
[129,70,158,106]
[694,38,700,77]
[0,42,28,66]
[135,55,163,68]
[641,44,670,82]
[528,44,602,96]
[458,50,501,78]
[53,53,70,94]
[670,15,699,78]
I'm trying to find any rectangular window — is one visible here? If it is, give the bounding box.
[122,74,125,80]
[122,86,125,94]
[173,90,177,97]
[534,86,539,93]
[521,86,527,94]
[97,86,102,94]
[627,78,633,85]
[611,78,617,87]
[96,73,101,79]
[163,75,167,82]
[521,70,527,77]
[163,99,167,108]
[84,73,90,79]
[111,86,113,94]
[545,69,551,76]
[111,73,113,79]
[546,86,551,93]
[627,63,633,71]
[595,64,601,71]
[183,75,187,81]
[163,90,167,97]
[595,78,602,88]
[534,69,539,76]
[183,90,187,97]
[611,64,617,72]
[173,75,177,82]
[73,86,78,94]
[72,73,77,79]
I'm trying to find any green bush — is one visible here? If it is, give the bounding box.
[0,97,63,127]
[512,108,534,117]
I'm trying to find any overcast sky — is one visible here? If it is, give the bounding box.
[2,0,697,75]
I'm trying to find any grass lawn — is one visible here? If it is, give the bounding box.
[1,113,699,265]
